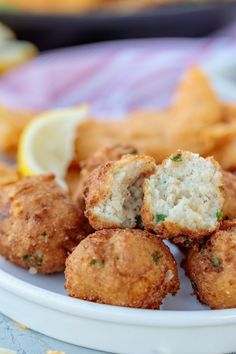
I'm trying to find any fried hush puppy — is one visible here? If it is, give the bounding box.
[142,150,225,245]
[65,229,179,309]
[0,175,85,274]
[184,221,236,309]
[74,143,138,204]
[84,154,155,229]
[72,145,139,235]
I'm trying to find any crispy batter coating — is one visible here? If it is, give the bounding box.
[74,68,236,166]
[74,144,138,204]
[211,103,236,170]
[81,144,138,173]
[0,163,19,186]
[65,229,179,309]
[142,150,225,246]
[71,144,138,235]
[84,154,155,229]
[0,175,85,274]
[184,221,236,309]
[0,105,33,152]
[222,171,236,220]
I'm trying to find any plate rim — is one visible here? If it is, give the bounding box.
[1,267,236,327]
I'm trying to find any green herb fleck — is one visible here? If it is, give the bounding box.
[89,258,105,266]
[210,257,222,268]
[156,213,167,223]
[216,210,224,221]
[170,154,182,162]
[39,231,47,240]
[23,255,32,264]
[23,254,43,267]
[152,251,162,265]
[35,257,43,266]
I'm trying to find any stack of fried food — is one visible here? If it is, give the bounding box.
[70,147,236,310]
[1,67,236,310]
[74,68,236,172]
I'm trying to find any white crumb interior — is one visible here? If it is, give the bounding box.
[146,152,223,231]
[93,160,149,228]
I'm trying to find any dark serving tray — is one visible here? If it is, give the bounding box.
[0,2,236,51]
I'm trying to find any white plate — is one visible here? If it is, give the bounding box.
[1,241,236,354]
[1,45,236,354]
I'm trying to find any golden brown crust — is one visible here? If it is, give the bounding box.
[71,144,139,235]
[0,163,19,186]
[184,221,236,309]
[222,171,236,220]
[80,144,138,173]
[73,144,138,206]
[65,229,179,309]
[74,68,232,166]
[84,154,155,230]
[83,161,115,229]
[141,151,224,245]
[0,175,85,274]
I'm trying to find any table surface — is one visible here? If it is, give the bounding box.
[0,313,106,354]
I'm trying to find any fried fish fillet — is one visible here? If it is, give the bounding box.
[210,103,236,170]
[0,105,33,152]
[0,163,19,186]
[74,68,235,166]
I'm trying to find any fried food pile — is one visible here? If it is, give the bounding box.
[0,166,180,308]
[74,68,236,171]
[1,145,236,309]
[67,147,236,309]
[1,67,236,310]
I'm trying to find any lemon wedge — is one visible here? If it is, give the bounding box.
[18,105,89,186]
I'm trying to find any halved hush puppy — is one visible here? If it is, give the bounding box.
[65,229,179,309]
[184,221,236,309]
[73,143,138,205]
[84,154,155,230]
[142,150,224,245]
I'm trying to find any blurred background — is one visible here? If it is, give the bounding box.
[0,0,235,51]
